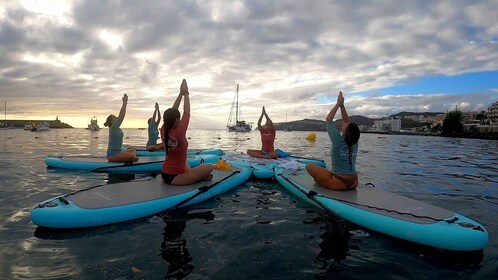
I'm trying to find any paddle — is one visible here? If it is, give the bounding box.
[275,149,325,163]
[89,160,164,172]
[278,171,340,220]
[161,169,241,216]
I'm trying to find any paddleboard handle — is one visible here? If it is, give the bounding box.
[59,197,69,205]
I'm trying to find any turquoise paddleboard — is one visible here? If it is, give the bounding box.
[45,154,220,172]
[122,146,224,157]
[32,163,252,228]
[223,152,326,179]
[275,166,489,251]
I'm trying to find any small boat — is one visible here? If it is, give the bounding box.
[31,122,50,132]
[227,85,252,132]
[0,123,11,130]
[24,123,34,130]
[86,116,100,131]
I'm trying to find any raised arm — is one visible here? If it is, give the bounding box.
[152,102,158,122]
[181,79,190,114]
[172,83,183,109]
[118,94,128,119]
[257,107,265,130]
[263,107,273,126]
[326,91,344,122]
[335,91,350,124]
[339,102,350,124]
[154,102,161,124]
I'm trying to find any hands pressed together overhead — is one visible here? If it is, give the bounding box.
[180,79,189,96]
[337,91,344,107]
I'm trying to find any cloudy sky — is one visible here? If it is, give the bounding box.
[1,0,497,128]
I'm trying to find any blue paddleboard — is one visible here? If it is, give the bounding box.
[275,166,489,251]
[45,154,220,172]
[32,163,252,228]
[222,152,326,179]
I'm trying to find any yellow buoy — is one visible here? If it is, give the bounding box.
[306,132,316,141]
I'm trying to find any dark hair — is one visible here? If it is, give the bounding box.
[343,122,360,170]
[104,114,115,127]
[162,108,181,154]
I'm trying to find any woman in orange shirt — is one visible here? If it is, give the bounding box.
[161,79,214,185]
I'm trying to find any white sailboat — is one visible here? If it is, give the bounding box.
[0,101,11,130]
[226,84,252,132]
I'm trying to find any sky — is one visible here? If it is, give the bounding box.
[0,0,497,128]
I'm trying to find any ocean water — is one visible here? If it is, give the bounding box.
[0,128,496,279]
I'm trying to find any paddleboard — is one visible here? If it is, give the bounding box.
[275,166,489,251]
[45,154,220,172]
[122,146,224,157]
[32,163,252,228]
[222,152,326,179]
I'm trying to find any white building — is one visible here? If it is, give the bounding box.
[374,119,401,132]
[487,101,498,124]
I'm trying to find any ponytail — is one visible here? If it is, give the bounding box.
[343,123,360,170]
[163,108,181,155]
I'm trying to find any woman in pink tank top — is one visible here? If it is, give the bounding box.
[247,106,279,159]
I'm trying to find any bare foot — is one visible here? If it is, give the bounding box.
[203,173,213,181]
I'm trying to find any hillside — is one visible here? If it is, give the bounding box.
[387,111,445,118]
[274,115,375,131]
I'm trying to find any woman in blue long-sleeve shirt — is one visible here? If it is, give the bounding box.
[306,91,360,190]
[103,93,138,162]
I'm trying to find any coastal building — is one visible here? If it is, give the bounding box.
[374,119,401,132]
[487,101,498,124]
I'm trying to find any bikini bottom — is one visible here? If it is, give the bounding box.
[333,174,358,189]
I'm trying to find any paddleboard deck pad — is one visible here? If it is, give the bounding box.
[223,152,326,179]
[32,164,252,228]
[45,154,220,172]
[275,167,489,251]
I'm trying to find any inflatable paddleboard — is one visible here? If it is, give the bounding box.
[32,163,252,228]
[275,166,489,251]
[45,154,220,173]
[223,152,326,179]
[122,146,224,157]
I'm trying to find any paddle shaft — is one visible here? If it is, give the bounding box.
[163,170,241,214]
[279,174,340,220]
[90,160,164,172]
[290,155,325,162]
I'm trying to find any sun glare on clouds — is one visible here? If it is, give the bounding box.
[20,0,73,25]
[99,29,123,50]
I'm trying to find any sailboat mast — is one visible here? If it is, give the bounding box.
[236,84,239,123]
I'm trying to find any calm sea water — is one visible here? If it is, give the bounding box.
[0,128,496,279]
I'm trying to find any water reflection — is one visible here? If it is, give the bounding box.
[312,216,352,275]
[106,172,137,184]
[160,209,215,279]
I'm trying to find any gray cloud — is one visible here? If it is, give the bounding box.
[0,0,497,128]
